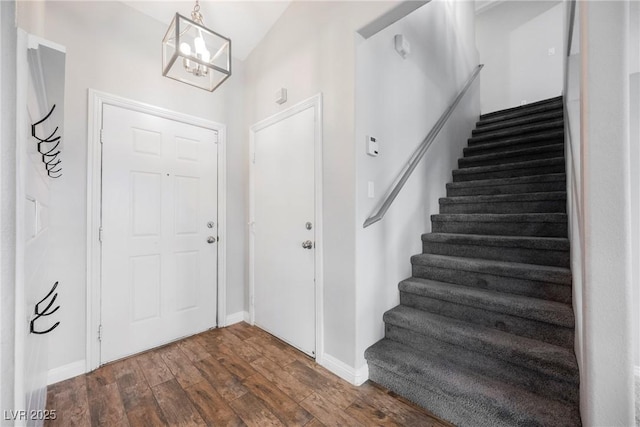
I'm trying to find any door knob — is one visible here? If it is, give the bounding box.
[302,240,313,249]
[207,236,216,244]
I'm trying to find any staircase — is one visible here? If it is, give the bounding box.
[364,96,581,426]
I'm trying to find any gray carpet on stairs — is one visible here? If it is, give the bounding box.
[364,96,582,426]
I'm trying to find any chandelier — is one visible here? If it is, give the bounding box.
[162,1,231,92]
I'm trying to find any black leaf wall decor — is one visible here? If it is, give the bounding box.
[30,281,61,335]
[31,104,62,178]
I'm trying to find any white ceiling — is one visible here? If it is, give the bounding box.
[122,1,292,60]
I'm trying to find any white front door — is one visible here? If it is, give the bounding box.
[101,104,218,364]
[252,99,320,357]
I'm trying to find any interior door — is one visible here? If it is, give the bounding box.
[253,104,317,357]
[101,104,218,364]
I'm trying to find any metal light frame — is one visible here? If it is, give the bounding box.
[162,2,232,92]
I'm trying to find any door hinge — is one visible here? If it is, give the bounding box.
[98,226,103,243]
[100,129,104,144]
[97,324,103,341]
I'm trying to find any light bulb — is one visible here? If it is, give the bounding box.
[201,49,210,63]
[194,37,206,55]
[179,42,191,56]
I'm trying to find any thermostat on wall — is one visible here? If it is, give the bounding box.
[366,136,379,156]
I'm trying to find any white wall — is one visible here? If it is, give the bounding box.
[16,0,247,381]
[1,1,17,423]
[566,1,635,424]
[354,0,479,375]
[476,1,563,114]
[243,1,399,369]
[630,0,640,374]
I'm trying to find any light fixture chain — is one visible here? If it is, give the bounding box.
[192,0,204,25]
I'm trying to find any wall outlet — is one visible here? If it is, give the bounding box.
[548,47,556,56]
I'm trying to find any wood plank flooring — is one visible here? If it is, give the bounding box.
[44,322,453,427]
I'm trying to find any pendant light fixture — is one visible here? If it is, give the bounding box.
[162,0,231,92]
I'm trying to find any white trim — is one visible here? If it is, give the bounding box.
[47,360,85,386]
[354,363,370,386]
[225,311,250,326]
[249,94,324,361]
[86,90,227,371]
[14,28,28,416]
[320,353,369,386]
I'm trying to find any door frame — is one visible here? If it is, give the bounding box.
[86,90,227,371]
[249,93,324,363]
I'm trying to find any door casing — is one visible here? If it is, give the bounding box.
[86,90,227,371]
[249,93,324,364]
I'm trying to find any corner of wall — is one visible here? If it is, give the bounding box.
[225,311,250,327]
[46,360,85,386]
[321,352,369,386]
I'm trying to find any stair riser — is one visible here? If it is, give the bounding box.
[447,180,566,197]
[422,241,569,268]
[475,110,564,134]
[411,264,572,304]
[384,314,578,385]
[469,122,564,145]
[458,149,564,169]
[464,138,564,157]
[440,200,566,214]
[453,164,566,182]
[399,292,573,348]
[431,219,568,238]
[384,325,578,404]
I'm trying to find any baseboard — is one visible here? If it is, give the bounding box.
[47,360,85,386]
[355,363,369,386]
[321,353,369,386]
[225,311,250,326]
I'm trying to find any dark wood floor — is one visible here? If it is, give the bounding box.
[44,322,452,427]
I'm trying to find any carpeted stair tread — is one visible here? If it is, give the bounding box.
[411,254,572,303]
[431,213,568,238]
[398,283,574,347]
[464,130,564,156]
[382,324,577,401]
[452,157,565,182]
[468,119,564,144]
[458,144,564,168]
[399,277,574,328]
[446,173,566,197]
[432,212,568,224]
[422,232,568,251]
[422,232,569,267]
[411,253,571,285]
[365,339,581,427]
[479,96,563,123]
[474,109,564,135]
[440,191,567,205]
[439,191,566,214]
[383,306,578,382]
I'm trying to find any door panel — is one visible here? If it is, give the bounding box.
[101,105,218,363]
[253,105,317,356]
